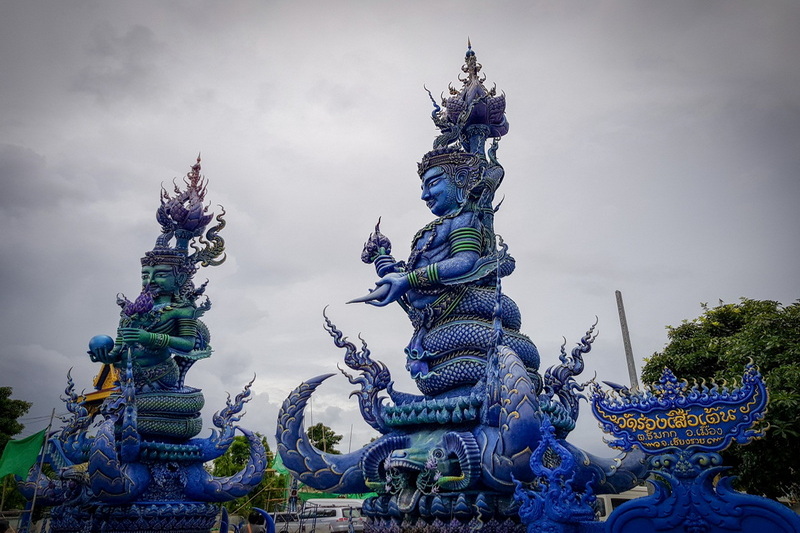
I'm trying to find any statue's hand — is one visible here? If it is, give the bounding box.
[119,327,150,346]
[87,335,118,363]
[89,347,106,363]
[88,346,117,364]
[368,273,410,307]
[346,284,390,305]
[361,218,392,264]
[347,273,410,307]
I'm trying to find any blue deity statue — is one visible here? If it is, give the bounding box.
[277,45,647,532]
[18,158,266,533]
[355,145,539,398]
[350,45,538,399]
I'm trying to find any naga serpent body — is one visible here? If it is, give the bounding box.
[407,283,539,396]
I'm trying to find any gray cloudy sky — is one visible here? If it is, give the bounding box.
[1,1,798,457]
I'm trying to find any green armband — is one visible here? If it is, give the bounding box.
[178,318,198,337]
[148,332,170,349]
[407,264,440,289]
[448,226,483,254]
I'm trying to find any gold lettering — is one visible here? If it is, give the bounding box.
[667,408,689,429]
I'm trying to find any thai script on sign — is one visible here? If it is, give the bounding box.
[609,406,741,431]
[594,405,747,451]
[590,365,768,454]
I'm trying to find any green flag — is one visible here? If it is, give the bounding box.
[0,429,46,479]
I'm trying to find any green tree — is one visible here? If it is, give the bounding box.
[0,387,32,453]
[1,387,32,510]
[211,434,288,516]
[642,298,800,500]
[306,423,342,454]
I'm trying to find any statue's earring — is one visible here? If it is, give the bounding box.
[454,169,469,205]
[175,272,188,293]
[454,169,469,188]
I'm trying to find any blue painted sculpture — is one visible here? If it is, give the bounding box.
[277,45,647,532]
[589,365,800,533]
[18,158,266,533]
[513,417,602,533]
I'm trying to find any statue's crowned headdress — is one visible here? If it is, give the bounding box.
[419,43,509,211]
[141,155,226,276]
[421,41,508,165]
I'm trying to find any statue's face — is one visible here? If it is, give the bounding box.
[421,166,460,216]
[141,264,184,295]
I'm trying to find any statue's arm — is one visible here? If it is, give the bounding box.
[369,216,482,307]
[117,311,197,353]
[410,222,483,282]
[368,251,479,307]
[170,317,199,352]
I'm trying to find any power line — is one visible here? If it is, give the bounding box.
[20,412,69,422]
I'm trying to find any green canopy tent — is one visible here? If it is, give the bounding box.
[270,453,377,506]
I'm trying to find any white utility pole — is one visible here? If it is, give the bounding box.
[615,290,640,392]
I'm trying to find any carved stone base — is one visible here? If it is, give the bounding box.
[49,501,218,533]
[363,493,524,533]
[365,516,525,533]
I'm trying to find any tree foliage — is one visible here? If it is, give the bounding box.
[211,434,288,516]
[0,387,32,510]
[306,423,342,454]
[642,298,800,500]
[0,387,32,453]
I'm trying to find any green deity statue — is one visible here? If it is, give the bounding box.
[88,157,224,394]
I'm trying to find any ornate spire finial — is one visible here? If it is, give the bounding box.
[424,44,508,155]
[461,41,481,86]
[141,156,226,272]
[188,153,202,187]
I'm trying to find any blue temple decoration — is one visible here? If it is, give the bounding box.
[277,44,647,532]
[17,158,266,533]
[591,365,800,533]
[592,365,768,454]
[513,417,601,533]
